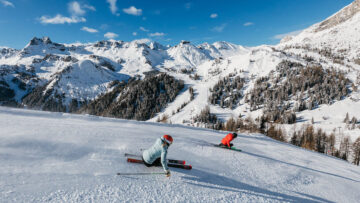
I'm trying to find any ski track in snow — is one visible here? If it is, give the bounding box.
[0,107,359,202]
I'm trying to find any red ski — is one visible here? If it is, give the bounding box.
[127,158,192,170]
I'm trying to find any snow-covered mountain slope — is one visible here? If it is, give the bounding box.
[1,1,360,146]
[165,41,214,69]
[150,45,285,124]
[279,0,360,59]
[0,37,243,107]
[0,47,18,59]
[0,106,359,202]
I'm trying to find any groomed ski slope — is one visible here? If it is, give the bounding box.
[0,107,359,202]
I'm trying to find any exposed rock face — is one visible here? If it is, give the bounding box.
[0,47,18,58]
[315,0,360,32]
[24,37,67,54]
[0,81,15,102]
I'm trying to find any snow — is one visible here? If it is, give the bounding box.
[0,106,359,202]
[279,0,360,59]
[1,33,360,144]
[53,60,129,104]
[0,1,360,173]
[1,2,360,201]
[283,96,360,143]
[151,45,285,124]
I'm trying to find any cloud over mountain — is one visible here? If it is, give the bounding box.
[123,6,142,16]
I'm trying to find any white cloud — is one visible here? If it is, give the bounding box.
[149,32,165,37]
[68,1,85,16]
[40,14,86,24]
[139,26,149,32]
[123,6,142,16]
[210,13,218,18]
[244,22,254,26]
[0,0,14,7]
[184,2,192,10]
[211,23,227,32]
[273,29,303,40]
[107,0,118,15]
[104,32,118,39]
[84,4,96,11]
[81,26,98,33]
[132,32,137,36]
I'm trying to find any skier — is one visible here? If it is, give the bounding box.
[219,132,237,148]
[142,135,173,177]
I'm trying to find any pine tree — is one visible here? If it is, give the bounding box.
[290,132,299,146]
[225,117,236,131]
[344,112,349,124]
[352,137,360,165]
[339,136,351,161]
[328,133,336,155]
[301,125,315,150]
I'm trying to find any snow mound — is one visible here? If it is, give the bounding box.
[0,107,359,202]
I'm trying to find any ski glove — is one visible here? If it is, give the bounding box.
[165,170,171,177]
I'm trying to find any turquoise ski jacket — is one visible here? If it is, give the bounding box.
[142,138,169,171]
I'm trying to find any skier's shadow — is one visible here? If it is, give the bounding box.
[177,168,334,203]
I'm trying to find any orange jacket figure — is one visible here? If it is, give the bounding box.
[221,133,238,148]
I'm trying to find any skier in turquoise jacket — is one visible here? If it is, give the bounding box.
[142,135,173,177]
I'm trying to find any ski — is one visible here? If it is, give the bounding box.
[124,153,186,165]
[127,158,192,170]
[117,172,166,176]
[213,144,242,152]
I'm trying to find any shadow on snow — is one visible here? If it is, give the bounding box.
[178,168,334,203]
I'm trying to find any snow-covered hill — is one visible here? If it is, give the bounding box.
[279,0,360,59]
[0,106,359,202]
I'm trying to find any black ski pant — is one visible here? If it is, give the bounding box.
[142,156,161,167]
[219,143,233,147]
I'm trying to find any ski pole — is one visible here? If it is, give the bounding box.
[117,172,166,176]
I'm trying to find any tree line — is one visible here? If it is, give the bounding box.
[248,60,350,124]
[209,74,246,109]
[80,73,184,121]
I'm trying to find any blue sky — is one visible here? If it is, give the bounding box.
[0,0,354,48]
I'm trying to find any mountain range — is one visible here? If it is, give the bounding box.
[1,0,360,143]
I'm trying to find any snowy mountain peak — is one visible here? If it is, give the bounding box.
[212,41,237,50]
[180,40,191,45]
[149,41,167,50]
[165,40,213,69]
[279,0,360,58]
[315,0,360,32]
[0,46,17,58]
[93,40,124,48]
[22,37,67,55]
[28,37,52,46]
